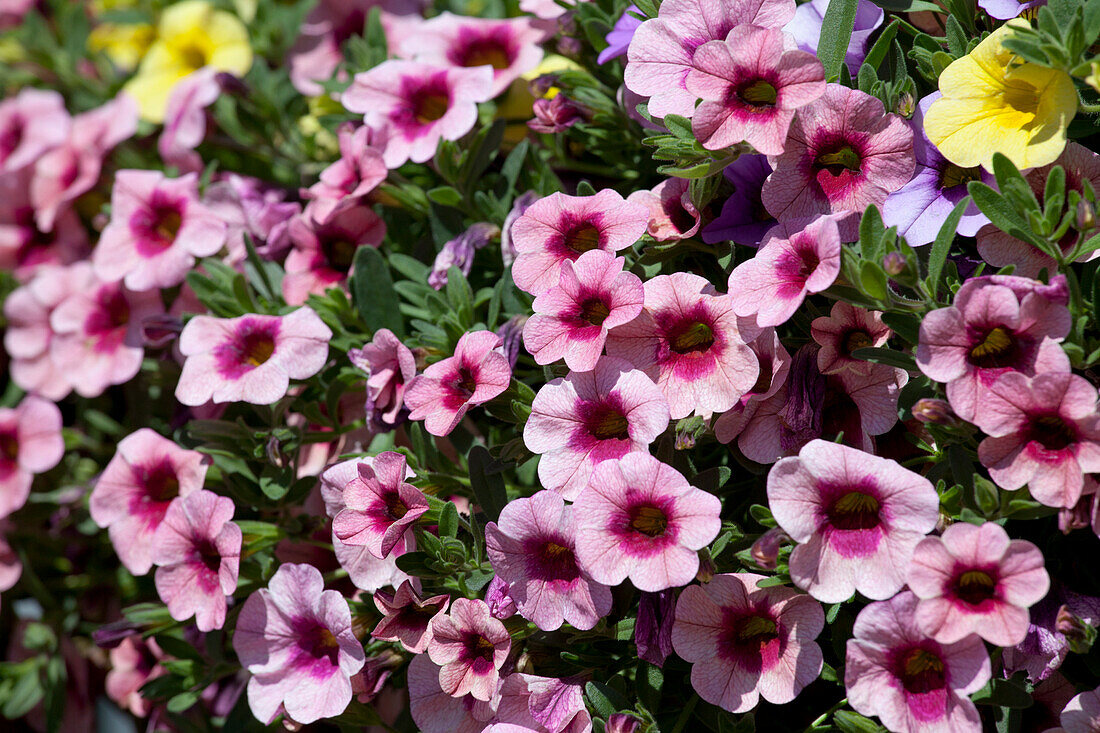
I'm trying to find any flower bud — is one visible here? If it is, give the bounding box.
[911,398,959,427]
[883,251,907,277]
[607,713,642,733]
[894,92,915,118]
[695,549,715,583]
[556,36,583,57]
[674,415,706,450]
[485,575,517,620]
[751,528,788,570]
[1059,495,1093,534]
[1077,199,1096,231]
[1056,605,1097,654]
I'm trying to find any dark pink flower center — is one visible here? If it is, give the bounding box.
[951,568,997,607]
[85,287,131,347]
[628,503,669,538]
[578,297,611,326]
[826,490,881,531]
[450,366,479,398]
[668,320,715,354]
[319,237,358,271]
[815,143,863,177]
[462,632,497,672]
[585,404,630,440]
[525,537,581,583]
[413,89,450,124]
[132,197,185,256]
[843,330,873,356]
[141,460,181,503]
[0,119,22,158]
[718,610,780,672]
[663,196,697,234]
[897,646,947,695]
[293,619,341,678]
[453,29,514,70]
[214,319,279,378]
[775,241,821,298]
[1028,413,1077,452]
[382,489,409,521]
[735,79,777,110]
[0,428,18,466]
[563,223,602,254]
[967,326,1018,368]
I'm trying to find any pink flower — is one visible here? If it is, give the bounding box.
[495,674,592,732]
[973,372,1100,509]
[510,190,648,296]
[916,276,1071,423]
[686,26,824,155]
[331,451,428,558]
[152,489,241,632]
[907,521,1049,647]
[372,580,449,654]
[49,278,164,398]
[524,356,670,500]
[811,301,892,376]
[624,0,796,119]
[574,452,721,591]
[0,173,88,281]
[349,328,417,425]
[175,307,332,406]
[30,93,138,231]
[158,68,221,174]
[408,653,499,733]
[1056,687,1100,733]
[303,124,388,222]
[427,597,511,701]
[728,214,842,327]
[0,395,64,520]
[0,88,69,176]
[89,429,209,575]
[625,177,701,241]
[3,263,84,400]
[605,271,759,419]
[713,327,792,445]
[106,636,166,717]
[768,439,939,603]
[519,0,578,19]
[94,170,228,291]
[233,563,366,724]
[404,330,512,436]
[522,249,644,372]
[761,84,914,221]
[205,173,300,264]
[485,490,613,631]
[400,13,547,97]
[671,572,824,712]
[343,60,494,168]
[845,591,990,733]
[282,205,386,305]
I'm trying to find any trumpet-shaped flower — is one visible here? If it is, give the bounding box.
[0,396,64,520]
[524,356,670,500]
[1055,687,1100,733]
[372,580,449,654]
[152,489,241,632]
[672,572,824,713]
[973,372,1100,509]
[768,440,939,603]
[303,124,388,223]
[158,68,222,173]
[485,490,612,631]
[523,249,644,372]
[408,654,499,733]
[89,429,208,576]
[924,21,1077,171]
[282,205,385,305]
[626,177,701,242]
[0,88,69,176]
[233,563,365,724]
[908,521,1049,647]
[686,26,824,155]
[574,452,721,592]
[404,330,512,436]
[348,328,417,426]
[845,591,991,733]
[343,60,494,168]
[123,0,252,123]
[427,597,511,701]
[713,328,792,445]
[811,301,891,376]
[624,0,796,119]
[702,154,777,246]
[510,190,648,297]
[331,451,428,559]
[605,272,759,419]
[175,307,332,406]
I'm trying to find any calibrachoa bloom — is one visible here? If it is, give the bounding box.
[762,84,914,221]
[175,307,333,406]
[407,653,499,733]
[49,278,164,398]
[686,26,825,155]
[915,275,1071,423]
[348,327,417,426]
[94,170,228,292]
[626,177,701,241]
[605,271,759,419]
[106,637,166,718]
[496,673,592,732]
[598,5,642,65]
[845,591,991,733]
[485,490,612,631]
[624,0,796,119]
[158,67,221,174]
[343,60,495,168]
[151,488,241,632]
[510,189,648,296]
[426,597,511,701]
[282,204,386,304]
[671,572,824,713]
[404,329,512,436]
[973,372,1100,509]
[703,154,776,246]
[1055,687,1100,733]
[728,214,842,328]
[233,563,366,724]
[574,452,721,592]
[713,327,792,445]
[924,20,1076,171]
[811,301,891,376]
[331,451,428,559]
[768,440,939,603]
[372,580,449,654]
[907,521,1049,647]
[523,249,644,372]
[0,395,64,520]
[89,429,208,576]
[524,356,670,500]
[303,124,388,223]
[0,88,69,176]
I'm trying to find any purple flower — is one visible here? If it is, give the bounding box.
[978,0,1044,20]
[702,155,776,246]
[597,5,642,65]
[429,222,499,289]
[635,589,675,666]
[882,93,993,246]
[784,0,884,74]
[529,95,588,134]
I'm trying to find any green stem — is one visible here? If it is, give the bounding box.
[804,698,849,731]
[670,694,699,733]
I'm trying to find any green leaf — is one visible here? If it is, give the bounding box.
[926,196,971,298]
[3,668,44,720]
[468,446,507,522]
[351,246,404,337]
[834,710,887,733]
[945,15,968,57]
[426,186,463,207]
[863,18,901,71]
[859,260,889,301]
[167,690,202,714]
[818,0,860,81]
[439,501,459,539]
[850,346,917,371]
[972,674,1034,709]
[663,114,695,140]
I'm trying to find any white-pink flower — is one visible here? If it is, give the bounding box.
[331,451,428,559]
[0,395,64,520]
[427,597,511,701]
[175,307,332,406]
[0,88,69,176]
[158,68,221,174]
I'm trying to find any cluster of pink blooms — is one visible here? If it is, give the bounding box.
[4,0,1100,731]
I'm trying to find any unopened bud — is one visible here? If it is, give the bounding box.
[485,576,517,620]
[92,621,142,649]
[1059,495,1093,534]
[751,528,788,570]
[607,713,642,733]
[695,550,715,583]
[1078,199,1096,231]
[556,36,583,57]
[883,251,907,277]
[894,92,915,118]
[675,415,707,451]
[912,398,959,427]
[1056,605,1097,654]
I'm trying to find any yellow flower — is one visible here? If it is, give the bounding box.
[924,21,1077,171]
[123,0,252,123]
[88,23,156,70]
